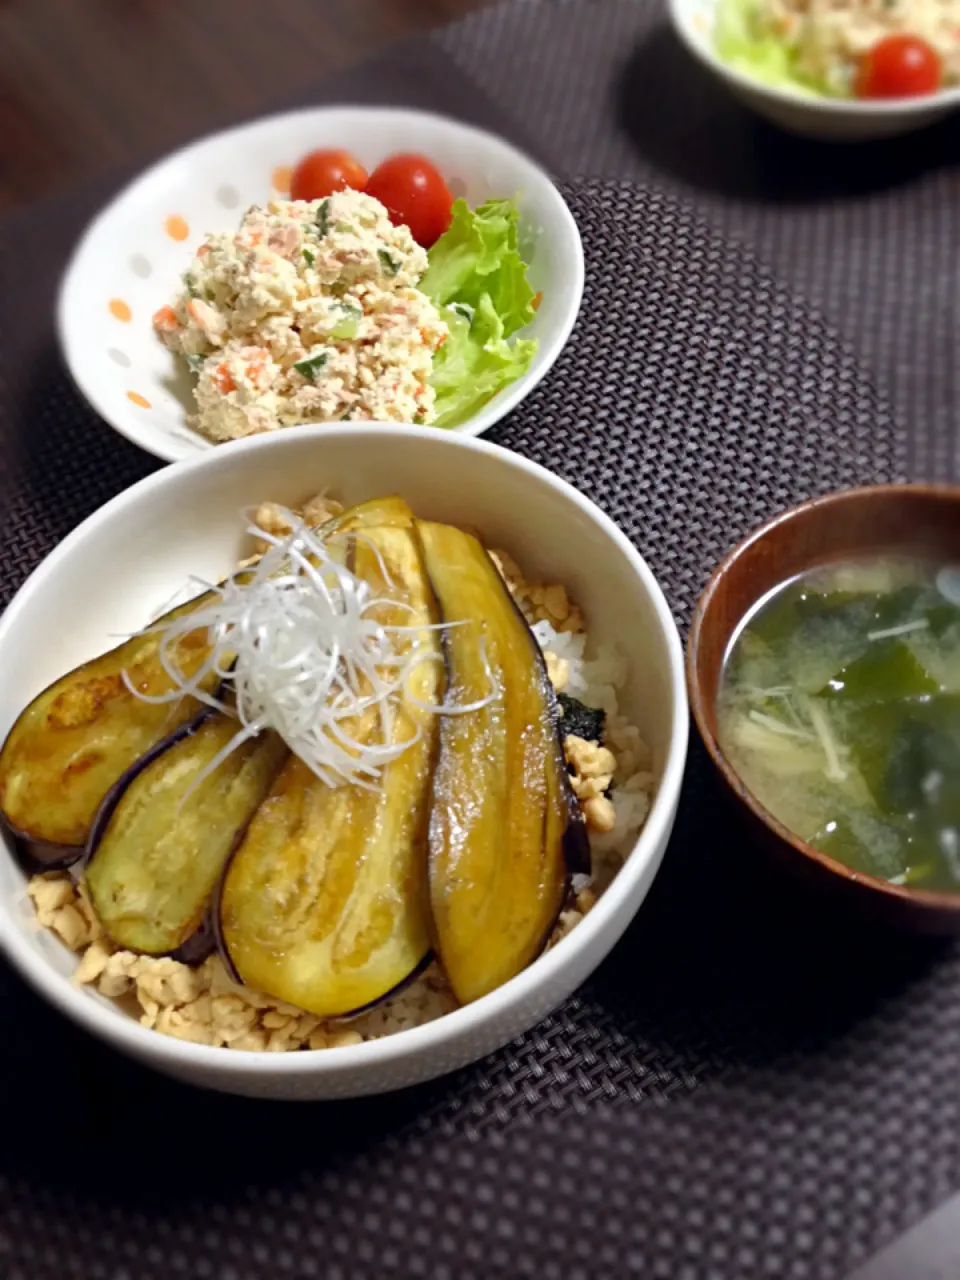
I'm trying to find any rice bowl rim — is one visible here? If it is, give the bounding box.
[0,424,688,1082]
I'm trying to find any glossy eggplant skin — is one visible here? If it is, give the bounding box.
[0,592,218,856]
[85,712,288,955]
[169,916,218,966]
[217,524,443,1018]
[417,521,584,1006]
[13,836,87,873]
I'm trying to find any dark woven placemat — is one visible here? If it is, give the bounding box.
[438,0,960,484]
[1,20,958,1280]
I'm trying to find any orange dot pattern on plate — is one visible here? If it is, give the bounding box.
[165,214,189,241]
[126,391,152,409]
[272,165,292,195]
[108,298,132,322]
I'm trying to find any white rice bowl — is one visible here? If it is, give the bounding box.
[0,425,687,1098]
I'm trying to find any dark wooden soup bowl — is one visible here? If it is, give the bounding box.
[688,484,960,934]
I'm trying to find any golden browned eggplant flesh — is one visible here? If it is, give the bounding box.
[418,520,588,1006]
[217,523,444,1018]
[85,712,288,955]
[0,592,217,855]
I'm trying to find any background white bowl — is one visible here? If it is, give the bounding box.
[0,426,687,1100]
[58,107,584,463]
[669,0,960,140]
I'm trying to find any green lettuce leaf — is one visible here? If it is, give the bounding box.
[430,296,537,429]
[421,196,539,427]
[714,0,815,92]
[421,198,537,339]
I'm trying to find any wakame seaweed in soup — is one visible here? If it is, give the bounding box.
[718,558,960,892]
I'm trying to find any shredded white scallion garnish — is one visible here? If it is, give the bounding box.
[807,700,848,784]
[866,619,929,642]
[747,710,815,740]
[122,507,498,790]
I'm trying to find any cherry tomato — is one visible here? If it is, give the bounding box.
[365,153,454,248]
[856,34,941,99]
[290,149,368,202]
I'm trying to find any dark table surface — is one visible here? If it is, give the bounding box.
[0,0,488,210]
[2,2,960,1278]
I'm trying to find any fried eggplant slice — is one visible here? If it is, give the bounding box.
[0,592,218,854]
[417,521,582,1005]
[85,712,288,954]
[217,524,443,1017]
[0,497,410,858]
[321,494,413,533]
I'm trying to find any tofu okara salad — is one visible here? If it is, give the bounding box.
[1,494,653,1052]
[153,150,540,442]
[716,0,960,98]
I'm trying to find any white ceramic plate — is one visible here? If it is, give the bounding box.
[669,0,960,140]
[0,426,687,1099]
[58,107,584,463]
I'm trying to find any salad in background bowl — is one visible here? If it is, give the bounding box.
[58,107,583,463]
[670,0,960,138]
[716,0,958,99]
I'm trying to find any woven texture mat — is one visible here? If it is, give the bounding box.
[1,10,959,1280]
[439,0,960,484]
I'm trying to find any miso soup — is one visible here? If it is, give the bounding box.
[717,557,960,891]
